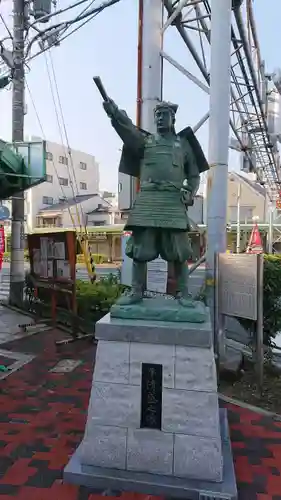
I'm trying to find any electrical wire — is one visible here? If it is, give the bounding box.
[26,0,93,36]
[25,78,71,204]
[54,0,98,40]
[46,51,99,283]
[25,0,121,58]
[27,9,100,62]
[45,51,83,223]
[0,12,12,40]
[26,75,96,282]
[43,50,97,281]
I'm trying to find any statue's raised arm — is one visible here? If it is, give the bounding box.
[93,76,145,155]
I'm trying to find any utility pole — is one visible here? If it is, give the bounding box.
[139,0,164,291]
[206,0,232,285]
[139,0,163,132]
[206,0,232,355]
[10,0,26,307]
[236,182,241,253]
[268,202,273,253]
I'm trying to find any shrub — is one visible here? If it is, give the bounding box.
[3,251,10,262]
[24,271,126,324]
[236,255,281,347]
[76,278,124,320]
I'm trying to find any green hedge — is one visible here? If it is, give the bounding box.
[3,251,106,264]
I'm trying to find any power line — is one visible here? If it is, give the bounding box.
[0,12,12,40]
[26,0,93,35]
[46,49,99,284]
[44,50,84,228]
[55,0,98,40]
[25,0,121,59]
[26,78,70,203]
[48,52,80,198]
[26,76,97,282]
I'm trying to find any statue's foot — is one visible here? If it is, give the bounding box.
[117,292,143,306]
[176,293,195,308]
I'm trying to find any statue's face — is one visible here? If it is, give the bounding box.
[155,109,173,133]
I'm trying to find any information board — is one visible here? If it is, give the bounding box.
[217,252,264,390]
[27,231,77,335]
[28,231,75,282]
[218,253,260,321]
[147,257,168,293]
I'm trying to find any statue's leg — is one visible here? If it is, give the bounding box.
[174,261,194,308]
[117,260,146,305]
[117,228,157,305]
[160,230,194,308]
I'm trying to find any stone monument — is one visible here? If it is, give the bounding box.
[64,78,237,499]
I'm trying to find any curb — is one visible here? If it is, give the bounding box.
[219,393,281,421]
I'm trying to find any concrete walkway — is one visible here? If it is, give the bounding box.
[0,304,49,345]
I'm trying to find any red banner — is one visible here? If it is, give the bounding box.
[0,226,5,253]
[0,226,4,271]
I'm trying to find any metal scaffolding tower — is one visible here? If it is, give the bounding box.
[130,0,280,287]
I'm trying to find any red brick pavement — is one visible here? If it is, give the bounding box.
[0,329,281,499]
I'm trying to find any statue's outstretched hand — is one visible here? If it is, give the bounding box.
[103,99,117,117]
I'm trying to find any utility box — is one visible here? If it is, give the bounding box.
[32,0,52,22]
[267,88,281,142]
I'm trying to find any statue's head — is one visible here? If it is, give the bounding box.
[154,102,178,134]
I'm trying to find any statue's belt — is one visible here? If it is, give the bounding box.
[140,181,182,191]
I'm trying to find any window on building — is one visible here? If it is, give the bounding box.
[80,182,87,190]
[229,206,254,223]
[59,177,68,186]
[80,161,87,170]
[45,151,53,161]
[46,174,53,183]
[58,155,68,165]
[42,196,54,205]
[93,221,106,226]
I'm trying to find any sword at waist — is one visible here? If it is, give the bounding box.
[140,180,182,191]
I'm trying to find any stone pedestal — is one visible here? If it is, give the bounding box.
[64,308,237,499]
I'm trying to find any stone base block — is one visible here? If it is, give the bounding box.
[95,311,212,348]
[79,335,222,482]
[64,311,237,497]
[64,409,237,500]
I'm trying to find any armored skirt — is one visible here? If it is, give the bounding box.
[124,187,193,263]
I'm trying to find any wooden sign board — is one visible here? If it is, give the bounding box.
[27,231,77,336]
[28,231,76,282]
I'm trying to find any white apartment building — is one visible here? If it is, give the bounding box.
[25,139,100,231]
